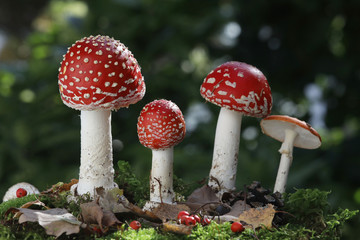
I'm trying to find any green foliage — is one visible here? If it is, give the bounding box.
[284,189,330,231]
[106,228,179,240]
[115,160,149,206]
[189,222,234,240]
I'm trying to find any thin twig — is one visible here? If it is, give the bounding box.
[154,177,163,204]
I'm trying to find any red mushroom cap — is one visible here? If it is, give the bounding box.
[200,61,272,118]
[137,99,186,150]
[58,35,145,111]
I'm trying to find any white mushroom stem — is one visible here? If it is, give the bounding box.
[77,109,116,196]
[208,107,243,194]
[273,128,299,193]
[150,147,175,204]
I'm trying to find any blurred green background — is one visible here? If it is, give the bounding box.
[0,0,359,238]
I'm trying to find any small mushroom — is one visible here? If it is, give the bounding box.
[58,35,145,197]
[200,61,272,195]
[137,99,186,209]
[260,115,322,193]
[2,182,40,202]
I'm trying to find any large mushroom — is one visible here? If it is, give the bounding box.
[200,61,272,195]
[260,115,322,193]
[58,35,145,197]
[137,99,186,209]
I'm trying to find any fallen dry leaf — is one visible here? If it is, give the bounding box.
[80,200,121,232]
[162,222,193,235]
[80,201,104,226]
[96,187,129,213]
[236,204,275,229]
[117,195,161,223]
[42,179,79,194]
[16,208,82,238]
[226,200,251,217]
[152,203,191,222]
[20,199,48,209]
[185,185,220,212]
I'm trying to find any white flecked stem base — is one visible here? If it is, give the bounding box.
[208,107,242,195]
[76,110,116,197]
[273,129,298,193]
[149,148,175,205]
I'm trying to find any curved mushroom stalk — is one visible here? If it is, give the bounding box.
[273,129,298,194]
[76,110,117,196]
[260,115,322,194]
[147,148,175,208]
[208,107,243,194]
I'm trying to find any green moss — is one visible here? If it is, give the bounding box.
[0,194,38,217]
[115,160,149,206]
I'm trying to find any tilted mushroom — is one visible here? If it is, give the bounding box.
[200,61,272,195]
[3,182,40,202]
[58,35,145,197]
[260,115,322,193]
[137,99,186,209]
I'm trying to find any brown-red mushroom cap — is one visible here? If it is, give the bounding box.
[200,61,272,118]
[260,115,322,149]
[58,35,145,111]
[137,99,186,150]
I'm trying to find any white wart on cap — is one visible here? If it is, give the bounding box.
[260,115,322,193]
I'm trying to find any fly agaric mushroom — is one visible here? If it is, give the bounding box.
[260,115,322,193]
[58,35,145,197]
[200,61,272,195]
[2,182,40,202]
[137,99,186,209]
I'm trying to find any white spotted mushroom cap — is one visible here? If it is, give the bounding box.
[58,35,145,111]
[2,182,40,202]
[200,61,272,118]
[137,99,186,150]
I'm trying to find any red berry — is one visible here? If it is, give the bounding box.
[201,217,211,226]
[92,226,102,234]
[231,222,244,233]
[192,214,201,223]
[16,188,27,198]
[129,220,141,230]
[177,211,190,220]
[184,216,196,226]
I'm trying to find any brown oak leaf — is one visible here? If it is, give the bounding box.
[236,204,275,229]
